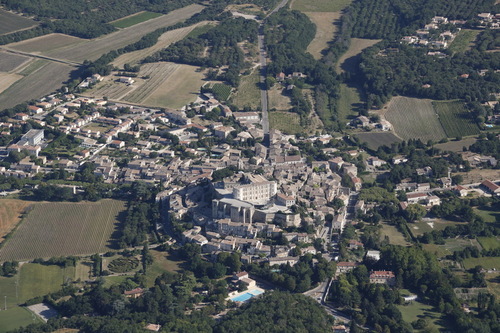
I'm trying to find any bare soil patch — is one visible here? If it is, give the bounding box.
[0,72,23,94]
[6,33,85,54]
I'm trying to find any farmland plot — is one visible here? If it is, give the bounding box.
[305,12,341,59]
[111,11,163,29]
[0,60,74,110]
[356,132,402,149]
[433,100,479,137]
[82,79,134,101]
[0,9,36,35]
[46,4,204,62]
[0,72,22,94]
[6,33,85,54]
[0,52,29,72]
[385,97,447,142]
[0,199,126,261]
[112,21,214,68]
[0,199,33,240]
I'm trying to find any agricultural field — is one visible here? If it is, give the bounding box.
[268,86,292,111]
[0,199,33,241]
[211,83,232,101]
[336,38,381,73]
[112,21,214,68]
[269,112,303,135]
[142,63,206,108]
[478,237,500,250]
[46,4,204,62]
[433,100,480,137]
[0,60,75,111]
[0,9,36,35]
[305,12,341,59]
[485,272,500,299]
[0,199,127,261]
[0,51,29,72]
[380,222,411,246]
[232,70,261,109]
[355,132,402,150]
[385,97,447,142]
[6,33,85,54]
[0,72,23,95]
[463,257,500,270]
[456,169,500,185]
[448,29,481,53]
[423,238,481,258]
[82,77,134,101]
[111,11,163,29]
[435,137,477,152]
[338,83,362,124]
[292,0,352,12]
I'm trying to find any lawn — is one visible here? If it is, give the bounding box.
[0,307,42,333]
[463,257,500,270]
[103,275,130,288]
[292,0,352,12]
[0,199,33,240]
[397,300,446,330]
[0,199,127,261]
[338,83,362,124]
[380,222,411,246]
[478,237,500,251]
[232,70,261,109]
[432,100,479,138]
[269,112,303,135]
[422,238,481,259]
[448,29,480,53]
[145,250,183,287]
[111,11,163,28]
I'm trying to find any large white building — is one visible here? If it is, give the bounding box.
[232,174,277,203]
[18,129,44,146]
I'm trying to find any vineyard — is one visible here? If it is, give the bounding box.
[0,199,126,262]
[209,82,232,101]
[433,100,480,138]
[385,97,447,142]
[111,11,163,29]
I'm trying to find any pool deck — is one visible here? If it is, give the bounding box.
[227,286,266,302]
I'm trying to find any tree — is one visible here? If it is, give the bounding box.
[404,204,426,222]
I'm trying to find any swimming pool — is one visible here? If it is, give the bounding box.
[231,289,264,302]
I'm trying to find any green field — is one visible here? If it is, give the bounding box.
[423,238,481,258]
[0,199,126,261]
[338,84,362,124]
[463,257,500,270]
[355,132,402,150]
[397,300,446,331]
[269,112,303,135]
[448,29,480,53]
[380,222,410,246]
[478,237,500,251]
[0,307,42,333]
[186,24,214,39]
[145,250,183,287]
[474,206,500,224]
[292,0,352,12]
[111,11,163,28]
[232,71,261,109]
[433,101,479,138]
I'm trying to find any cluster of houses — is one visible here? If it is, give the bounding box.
[401,16,461,53]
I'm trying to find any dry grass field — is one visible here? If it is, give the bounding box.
[0,60,74,110]
[305,12,341,59]
[81,77,134,101]
[338,83,362,124]
[0,51,29,72]
[269,112,303,135]
[0,199,126,261]
[0,199,33,241]
[385,97,447,142]
[268,86,292,111]
[336,38,381,73]
[112,21,214,68]
[46,4,204,62]
[142,63,206,108]
[0,9,36,35]
[124,62,180,103]
[0,72,23,95]
[232,70,261,109]
[435,137,477,152]
[292,0,352,12]
[6,33,85,54]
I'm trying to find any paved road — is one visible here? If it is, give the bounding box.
[257,26,269,138]
[0,47,82,67]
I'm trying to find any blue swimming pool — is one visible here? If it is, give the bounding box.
[231,289,264,302]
